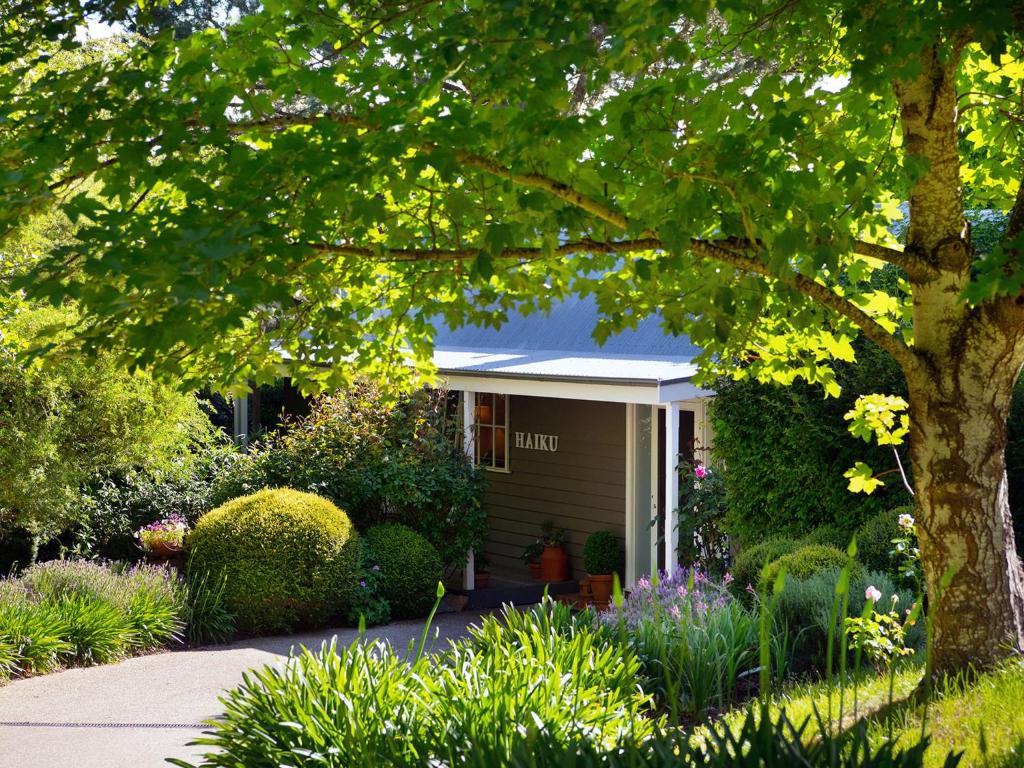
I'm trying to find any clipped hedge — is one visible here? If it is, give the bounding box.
[365,523,442,620]
[188,488,359,634]
[710,339,912,544]
[730,537,797,596]
[762,544,862,588]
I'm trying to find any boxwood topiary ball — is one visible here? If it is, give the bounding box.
[761,544,863,589]
[583,530,623,576]
[187,488,359,634]
[365,523,442,620]
[730,537,798,598]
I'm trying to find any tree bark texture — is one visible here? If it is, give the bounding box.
[897,44,1024,672]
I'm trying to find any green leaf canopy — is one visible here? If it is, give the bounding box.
[0,1,1021,395]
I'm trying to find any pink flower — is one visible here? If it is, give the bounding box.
[694,465,708,479]
[865,585,882,603]
[723,572,734,585]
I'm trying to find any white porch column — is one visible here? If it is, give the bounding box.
[461,391,476,590]
[664,402,680,576]
[625,404,636,586]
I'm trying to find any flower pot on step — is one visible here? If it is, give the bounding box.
[539,544,569,582]
[474,570,491,590]
[589,574,613,605]
[579,577,592,600]
[528,561,542,580]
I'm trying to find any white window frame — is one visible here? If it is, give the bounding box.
[472,391,511,472]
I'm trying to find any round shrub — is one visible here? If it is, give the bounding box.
[800,524,855,551]
[855,507,905,575]
[582,530,623,575]
[762,544,863,588]
[365,523,442,620]
[730,537,797,596]
[775,567,919,674]
[187,488,359,634]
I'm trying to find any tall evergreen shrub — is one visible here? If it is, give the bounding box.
[711,339,911,544]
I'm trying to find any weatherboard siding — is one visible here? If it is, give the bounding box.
[483,395,626,581]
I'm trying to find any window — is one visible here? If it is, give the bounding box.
[474,392,509,470]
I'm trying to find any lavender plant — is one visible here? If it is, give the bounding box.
[598,568,758,722]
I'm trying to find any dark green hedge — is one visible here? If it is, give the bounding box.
[711,339,912,545]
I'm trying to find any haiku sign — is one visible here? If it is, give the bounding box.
[515,431,559,452]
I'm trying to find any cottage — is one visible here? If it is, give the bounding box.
[432,295,713,591]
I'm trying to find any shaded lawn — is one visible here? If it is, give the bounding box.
[712,660,1024,767]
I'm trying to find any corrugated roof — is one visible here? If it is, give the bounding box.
[432,295,700,385]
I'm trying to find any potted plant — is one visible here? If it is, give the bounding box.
[519,540,544,580]
[583,530,623,606]
[474,551,492,590]
[539,520,569,582]
[136,513,189,560]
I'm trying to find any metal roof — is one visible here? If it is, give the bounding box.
[432,295,701,386]
[433,348,698,385]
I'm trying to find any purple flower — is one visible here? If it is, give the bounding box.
[359,580,367,588]
[372,565,380,572]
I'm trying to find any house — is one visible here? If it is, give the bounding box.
[432,295,713,590]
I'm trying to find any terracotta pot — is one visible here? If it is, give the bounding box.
[145,540,183,558]
[539,544,569,582]
[474,570,491,590]
[528,561,542,580]
[579,577,592,599]
[589,574,613,605]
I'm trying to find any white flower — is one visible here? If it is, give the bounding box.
[865,585,882,603]
[898,513,915,530]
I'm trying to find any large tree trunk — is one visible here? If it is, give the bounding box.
[897,43,1024,672]
[907,323,1024,672]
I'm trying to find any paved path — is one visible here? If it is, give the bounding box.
[0,611,483,768]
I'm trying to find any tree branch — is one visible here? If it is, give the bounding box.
[853,239,936,279]
[687,239,920,375]
[448,149,629,230]
[221,111,632,231]
[308,237,660,261]
[311,232,919,375]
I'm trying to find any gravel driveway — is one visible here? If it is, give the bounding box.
[0,611,483,768]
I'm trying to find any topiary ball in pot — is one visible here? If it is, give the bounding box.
[761,544,863,589]
[583,530,623,606]
[187,488,359,634]
[583,530,623,575]
[365,523,443,620]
